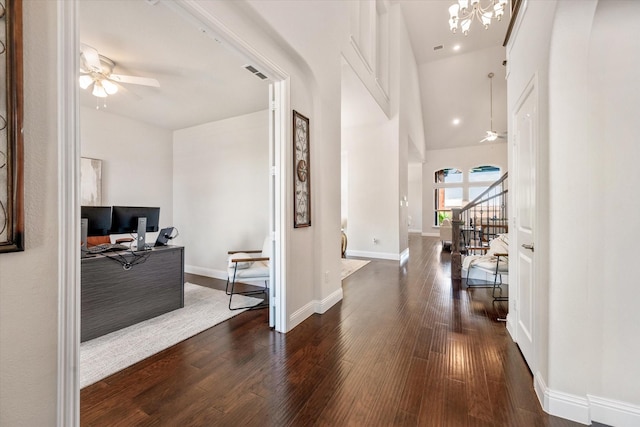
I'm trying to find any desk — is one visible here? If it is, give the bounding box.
[81,245,184,342]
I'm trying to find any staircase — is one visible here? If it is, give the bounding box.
[450,172,508,280]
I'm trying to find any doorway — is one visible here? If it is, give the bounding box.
[59,1,289,423]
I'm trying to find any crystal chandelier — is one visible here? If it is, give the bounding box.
[448,0,508,36]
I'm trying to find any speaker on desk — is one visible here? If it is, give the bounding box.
[136,217,147,251]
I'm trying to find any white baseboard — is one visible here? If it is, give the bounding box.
[289,301,316,330]
[289,287,344,330]
[185,265,227,281]
[346,249,400,261]
[589,394,640,427]
[535,372,590,425]
[535,372,640,426]
[421,232,438,237]
[408,229,422,234]
[314,287,343,314]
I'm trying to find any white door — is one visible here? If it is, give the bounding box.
[513,80,537,369]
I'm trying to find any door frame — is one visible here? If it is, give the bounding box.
[57,1,290,424]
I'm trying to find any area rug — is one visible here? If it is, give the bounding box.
[80,283,261,388]
[341,258,371,280]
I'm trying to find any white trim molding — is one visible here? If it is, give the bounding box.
[314,287,343,315]
[535,372,640,426]
[289,301,315,331]
[185,265,227,281]
[57,1,80,426]
[289,287,344,331]
[535,372,589,424]
[588,394,640,427]
[346,249,402,261]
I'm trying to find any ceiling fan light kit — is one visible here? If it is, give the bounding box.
[448,0,508,35]
[79,43,160,105]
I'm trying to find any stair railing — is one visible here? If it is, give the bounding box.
[450,172,508,280]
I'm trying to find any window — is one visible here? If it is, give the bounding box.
[435,167,462,183]
[433,165,502,226]
[469,165,501,182]
[469,186,489,202]
[434,168,462,226]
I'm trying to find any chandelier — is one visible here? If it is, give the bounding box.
[448,0,508,36]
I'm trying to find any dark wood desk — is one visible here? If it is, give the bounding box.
[81,245,184,342]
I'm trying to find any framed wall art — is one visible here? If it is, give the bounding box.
[0,0,24,253]
[293,110,310,228]
[80,157,103,206]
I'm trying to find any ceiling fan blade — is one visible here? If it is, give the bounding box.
[80,43,102,72]
[109,74,160,87]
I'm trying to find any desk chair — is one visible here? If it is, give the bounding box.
[462,234,509,301]
[226,236,270,310]
[86,235,134,247]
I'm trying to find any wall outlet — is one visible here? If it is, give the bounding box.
[373,237,379,244]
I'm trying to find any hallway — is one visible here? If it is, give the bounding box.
[80,235,582,426]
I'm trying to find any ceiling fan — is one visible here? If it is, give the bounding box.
[479,72,507,143]
[79,43,160,98]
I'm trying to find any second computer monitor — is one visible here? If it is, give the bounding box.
[110,206,160,234]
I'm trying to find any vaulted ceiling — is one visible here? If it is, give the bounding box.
[80,0,508,151]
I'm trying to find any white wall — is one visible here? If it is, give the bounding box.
[407,163,422,233]
[586,2,640,412]
[173,110,269,278]
[341,2,424,261]
[395,3,425,256]
[509,0,640,425]
[343,120,400,259]
[0,3,59,425]
[80,106,174,242]
[421,144,507,236]
[190,0,348,327]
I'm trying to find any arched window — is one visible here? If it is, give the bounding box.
[434,168,462,225]
[469,165,501,182]
[434,167,462,183]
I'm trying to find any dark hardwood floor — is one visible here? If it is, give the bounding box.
[80,235,583,426]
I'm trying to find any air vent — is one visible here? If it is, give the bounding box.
[433,45,444,51]
[243,64,269,81]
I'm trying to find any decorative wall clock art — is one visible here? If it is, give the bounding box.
[293,110,310,228]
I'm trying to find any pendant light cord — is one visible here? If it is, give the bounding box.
[489,72,494,131]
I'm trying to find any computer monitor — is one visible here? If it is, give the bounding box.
[110,206,160,251]
[81,206,112,236]
[110,206,160,234]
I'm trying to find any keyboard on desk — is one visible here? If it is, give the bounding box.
[86,243,130,254]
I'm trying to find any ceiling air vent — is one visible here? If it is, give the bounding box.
[243,64,269,81]
[433,45,444,51]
